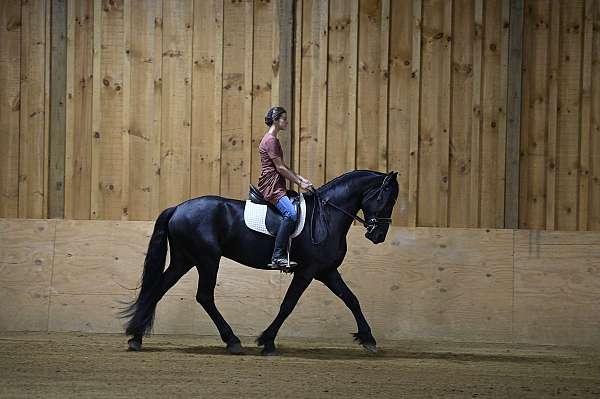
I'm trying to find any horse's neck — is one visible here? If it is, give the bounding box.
[322,173,379,226]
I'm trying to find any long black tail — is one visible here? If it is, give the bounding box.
[121,206,177,336]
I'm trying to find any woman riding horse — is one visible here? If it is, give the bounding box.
[258,106,313,270]
[122,124,399,356]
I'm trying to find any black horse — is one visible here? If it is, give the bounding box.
[122,169,399,355]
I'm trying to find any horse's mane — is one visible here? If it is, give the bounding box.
[315,170,386,193]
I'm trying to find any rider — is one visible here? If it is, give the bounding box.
[258,106,313,270]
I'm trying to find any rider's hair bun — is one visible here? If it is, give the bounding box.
[265,106,287,127]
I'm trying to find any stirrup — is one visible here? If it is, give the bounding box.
[268,258,298,272]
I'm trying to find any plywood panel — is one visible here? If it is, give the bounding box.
[19,0,47,218]
[0,1,21,218]
[91,0,126,220]
[388,0,415,226]
[299,0,328,186]
[0,219,56,332]
[191,0,222,198]
[48,293,134,333]
[159,0,192,208]
[356,0,388,172]
[520,0,551,229]
[418,0,452,227]
[514,229,600,346]
[65,0,94,219]
[325,0,357,181]
[52,220,150,295]
[127,0,162,220]
[556,0,584,230]
[448,0,474,227]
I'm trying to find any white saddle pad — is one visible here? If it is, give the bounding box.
[243,194,306,238]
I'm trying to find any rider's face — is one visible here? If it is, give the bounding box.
[275,113,288,130]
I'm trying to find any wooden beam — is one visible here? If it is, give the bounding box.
[504,0,524,229]
[277,0,295,164]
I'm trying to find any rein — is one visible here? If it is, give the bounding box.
[308,186,392,245]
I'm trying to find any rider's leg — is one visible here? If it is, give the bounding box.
[270,195,297,268]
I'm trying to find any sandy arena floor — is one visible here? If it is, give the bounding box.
[1,332,599,398]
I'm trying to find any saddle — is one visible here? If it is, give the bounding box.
[244,185,306,238]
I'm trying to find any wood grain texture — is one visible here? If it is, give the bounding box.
[127,0,162,220]
[0,1,21,218]
[0,219,56,332]
[514,229,600,346]
[520,0,550,229]
[326,0,357,181]
[191,0,222,199]
[19,0,47,218]
[48,0,67,219]
[65,0,94,219]
[159,0,192,208]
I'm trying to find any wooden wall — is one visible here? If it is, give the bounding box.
[1,0,599,231]
[1,218,599,347]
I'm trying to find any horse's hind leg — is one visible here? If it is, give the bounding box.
[128,261,192,351]
[195,263,244,355]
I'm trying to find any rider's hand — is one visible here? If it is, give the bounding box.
[299,177,313,191]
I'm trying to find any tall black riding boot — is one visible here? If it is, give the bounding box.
[269,216,298,270]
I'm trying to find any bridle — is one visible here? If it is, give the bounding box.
[308,177,394,244]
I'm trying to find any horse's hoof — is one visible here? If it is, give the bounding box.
[362,343,378,353]
[261,348,279,356]
[127,338,142,351]
[227,342,245,355]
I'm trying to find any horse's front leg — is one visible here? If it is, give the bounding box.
[257,273,312,356]
[317,269,378,353]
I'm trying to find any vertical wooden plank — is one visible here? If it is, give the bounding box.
[0,1,21,218]
[591,0,600,230]
[191,0,222,199]
[448,0,474,227]
[243,1,253,196]
[220,0,252,199]
[91,0,127,220]
[127,0,162,219]
[250,0,275,186]
[505,0,524,229]
[326,0,357,181]
[520,0,551,229]
[470,0,483,227]
[388,0,415,226]
[65,0,93,219]
[578,0,594,230]
[48,0,67,219]
[293,0,303,180]
[545,0,559,230]
[121,0,131,220]
[19,0,47,218]
[556,0,584,230]
[356,0,389,173]
[418,0,451,227]
[480,0,508,228]
[275,0,294,164]
[299,0,327,186]
[407,0,422,227]
[44,0,51,219]
[160,0,193,208]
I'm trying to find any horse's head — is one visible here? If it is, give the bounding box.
[361,171,399,244]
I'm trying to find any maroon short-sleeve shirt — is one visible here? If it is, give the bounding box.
[257,134,287,204]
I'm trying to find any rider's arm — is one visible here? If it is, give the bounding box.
[272,156,311,189]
